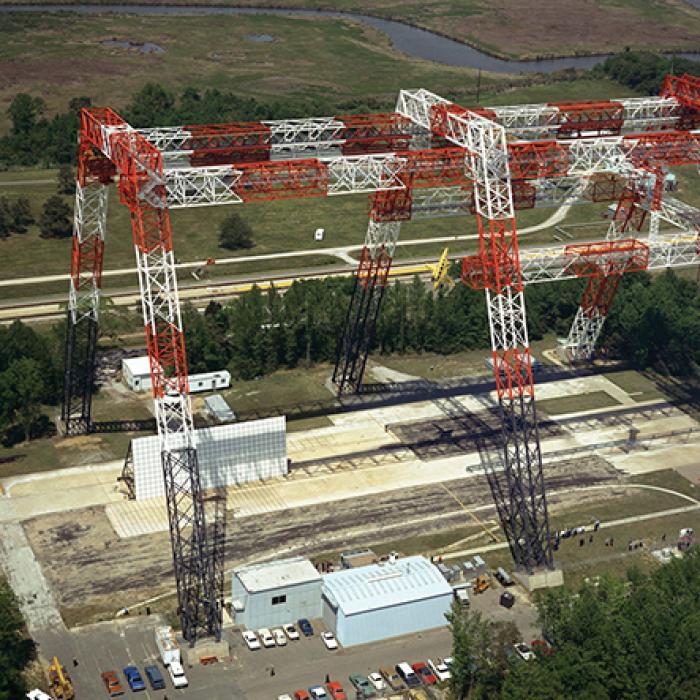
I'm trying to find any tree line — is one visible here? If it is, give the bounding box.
[448,550,700,699]
[0,83,390,169]
[2,50,698,169]
[1,268,697,445]
[183,268,700,381]
[0,322,64,445]
[0,578,35,699]
[593,50,700,95]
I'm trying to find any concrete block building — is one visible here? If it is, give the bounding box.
[232,557,322,630]
[321,555,453,647]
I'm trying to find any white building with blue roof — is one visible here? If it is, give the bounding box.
[321,555,453,647]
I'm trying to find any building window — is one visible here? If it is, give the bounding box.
[271,594,286,606]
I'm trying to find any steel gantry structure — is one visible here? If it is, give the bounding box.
[62,75,700,615]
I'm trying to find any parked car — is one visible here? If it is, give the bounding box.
[321,631,339,650]
[298,618,314,637]
[327,681,347,700]
[379,666,405,691]
[242,629,261,650]
[26,691,53,700]
[294,691,311,700]
[308,686,328,699]
[367,672,386,692]
[283,623,300,641]
[349,674,375,698]
[278,695,293,700]
[272,628,287,646]
[395,662,420,688]
[144,665,165,690]
[258,628,276,648]
[514,642,535,662]
[428,658,451,682]
[412,661,437,685]
[167,660,188,688]
[101,670,124,697]
[122,666,145,692]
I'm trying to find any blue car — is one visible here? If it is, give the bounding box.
[144,665,165,690]
[298,618,314,637]
[123,666,145,692]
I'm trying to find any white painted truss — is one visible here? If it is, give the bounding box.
[565,307,606,361]
[68,180,108,324]
[326,153,408,195]
[365,220,402,259]
[160,166,243,208]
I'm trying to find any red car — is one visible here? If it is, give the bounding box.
[100,670,124,697]
[412,662,437,685]
[294,692,310,700]
[531,639,553,656]
[327,681,347,700]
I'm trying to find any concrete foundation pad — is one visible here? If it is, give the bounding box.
[514,568,564,592]
[181,637,230,665]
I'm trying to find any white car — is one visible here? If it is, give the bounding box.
[321,631,339,650]
[309,687,328,699]
[27,692,53,700]
[428,658,452,681]
[368,672,386,691]
[278,696,293,700]
[242,629,261,650]
[272,627,287,646]
[258,627,275,648]
[283,622,300,640]
[514,642,535,661]
[168,660,189,688]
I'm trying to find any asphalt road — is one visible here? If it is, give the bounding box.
[35,615,454,700]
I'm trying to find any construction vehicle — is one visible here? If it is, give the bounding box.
[473,575,490,595]
[47,656,75,699]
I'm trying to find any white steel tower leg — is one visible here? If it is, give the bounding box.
[62,154,110,435]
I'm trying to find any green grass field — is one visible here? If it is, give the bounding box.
[0,9,646,127]
[1,2,698,61]
[0,165,613,302]
[537,390,621,416]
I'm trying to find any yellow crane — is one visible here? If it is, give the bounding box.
[47,656,75,700]
[386,247,455,289]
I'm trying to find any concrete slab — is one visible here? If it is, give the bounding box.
[1,461,125,522]
[0,519,64,634]
[608,440,700,475]
[106,451,485,538]
[514,568,565,591]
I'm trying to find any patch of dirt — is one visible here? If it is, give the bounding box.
[23,455,619,620]
[56,436,102,449]
[0,58,130,93]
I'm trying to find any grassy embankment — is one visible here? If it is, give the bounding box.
[1,1,699,60]
[0,10,640,296]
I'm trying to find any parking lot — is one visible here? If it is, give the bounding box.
[35,615,453,700]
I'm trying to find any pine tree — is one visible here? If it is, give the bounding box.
[39,195,72,238]
[10,197,33,233]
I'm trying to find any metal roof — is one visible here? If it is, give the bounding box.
[322,556,452,616]
[204,394,235,421]
[122,356,152,377]
[235,556,321,593]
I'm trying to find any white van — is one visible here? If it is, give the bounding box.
[168,660,188,688]
[395,661,420,688]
